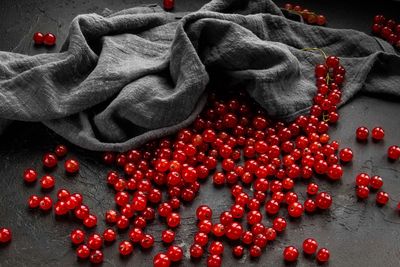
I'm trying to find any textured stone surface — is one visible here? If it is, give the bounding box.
[0,0,400,266]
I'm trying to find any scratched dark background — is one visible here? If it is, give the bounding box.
[0,0,400,266]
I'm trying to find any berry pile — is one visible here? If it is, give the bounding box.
[371,15,400,49]
[1,51,399,266]
[283,3,326,26]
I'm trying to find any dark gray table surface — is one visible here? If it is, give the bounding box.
[0,0,400,266]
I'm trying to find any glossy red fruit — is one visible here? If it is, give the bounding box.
[140,234,154,249]
[163,0,174,11]
[356,185,369,199]
[54,201,69,215]
[376,191,389,205]
[370,175,383,190]
[40,175,55,189]
[225,222,243,240]
[388,145,400,160]
[42,153,58,168]
[65,159,79,173]
[327,164,343,180]
[356,127,369,141]
[87,233,103,250]
[0,228,12,243]
[273,217,287,232]
[316,248,330,263]
[190,243,204,258]
[28,195,41,208]
[194,232,208,246]
[76,244,90,259]
[166,212,180,228]
[304,199,317,213]
[55,145,68,157]
[315,192,332,210]
[153,252,171,267]
[43,33,56,46]
[39,196,53,211]
[307,183,319,195]
[303,238,318,254]
[33,32,44,45]
[207,254,222,267]
[283,246,299,262]
[371,127,385,140]
[162,229,175,243]
[326,56,339,69]
[89,250,103,264]
[23,168,38,183]
[119,240,133,256]
[83,214,97,228]
[339,148,353,162]
[167,245,183,262]
[356,173,370,187]
[233,245,244,257]
[103,228,117,242]
[249,245,262,257]
[288,202,304,218]
[74,204,89,220]
[196,205,212,220]
[209,241,224,255]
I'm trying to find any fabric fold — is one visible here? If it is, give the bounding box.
[0,0,399,151]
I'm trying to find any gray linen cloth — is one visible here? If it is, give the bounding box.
[0,0,399,151]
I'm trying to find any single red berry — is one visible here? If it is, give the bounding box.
[339,148,353,162]
[89,250,103,264]
[162,229,175,243]
[23,168,38,183]
[288,202,304,218]
[103,228,116,242]
[376,191,389,205]
[196,205,212,220]
[140,234,154,249]
[356,173,370,187]
[194,231,208,246]
[117,215,130,229]
[307,183,319,195]
[207,254,222,267]
[233,245,244,257]
[163,0,175,11]
[166,212,180,228]
[39,196,53,211]
[273,217,287,232]
[304,199,317,213]
[209,241,224,255]
[316,248,330,263]
[326,56,340,69]
[65,159,79,173]
[119,240,133,256]
[43,33,56,46]
[249,245,262,257]
[54,201,69,215]
[315,192,332,210]
[356,185,370,199]
[370,175,383,190]
[42,152,58,168]
[33,32,44,45]
[371,127,385,141]
[356,127,369,141]
[225,222,243,240]
[40,175,55,189]
[153,252,171,267]
[283,246,299,262]
[83,214,97,228]
[74,204,89,220]
[87,233,103,250]
[55,145,68,157]
[303,238,318,254]
[129,228,144,243]
[388,145,400,160]
[190,244,204,258]
[167,245,183,262]
[76,244,90,259]
[28,195,41,208]
[0,228,12,243]
[56,189,70,201]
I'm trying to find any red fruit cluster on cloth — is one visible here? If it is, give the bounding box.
[371,15,400,49]
[283,3,326,25]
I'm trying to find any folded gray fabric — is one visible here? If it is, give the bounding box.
[0,0,399,152]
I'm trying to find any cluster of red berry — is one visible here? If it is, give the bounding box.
[32,32,56,46]
[1,49,399,266]
[282,238,329,263]
[371,15,400,49]
[283,3,326,26]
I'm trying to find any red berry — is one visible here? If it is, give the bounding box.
[55,145,68,157]
[339,148,353,162]
[162,229,175,243]
[315,192,332,209]
[190,243,204,258]
[356,185,370,199]
[39,196,53,211]
[119,240,133,256]
[208,241,224,255]
[370,175,383,190]
[0,228,12,243]
[129,228,144,243]
[103,228,117,242]
[288,202,304,218]
[89,250,103,264]
[83,214,97,228]
[76,244,90,259]
[23,168,38,183]
[28,195,41,208]
[307,183,319,195]
[196,205,212,220]
[233,245,244,257]
[65,159,79,173]
[40,175,55,189]
[166,212,180,228]
[249,245,262,257]
[283,246,299,262]
[326,56,340,69]
[356,173,370,187]
[54,201,69,215]
[163,0,175,11]
[74,204,89,220]
[33,32,44,45]
[304,199,317,213]
[87,233,103,250]
[316,248,330,263]
[356,127,369,141]
[43,33,56,46]
[327,164,343,180]
[57,189,70,201]
[371,127,385,140]
[140,234,154,249]
[388,145,400,160]
[42,153,57,168]
[207,254,222,267]
[376,191,389,205]
[153,252,171,267]
[303,238,318,254]
[273,217,287,232]
[225,222,243,240]
[167,245,183,262]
